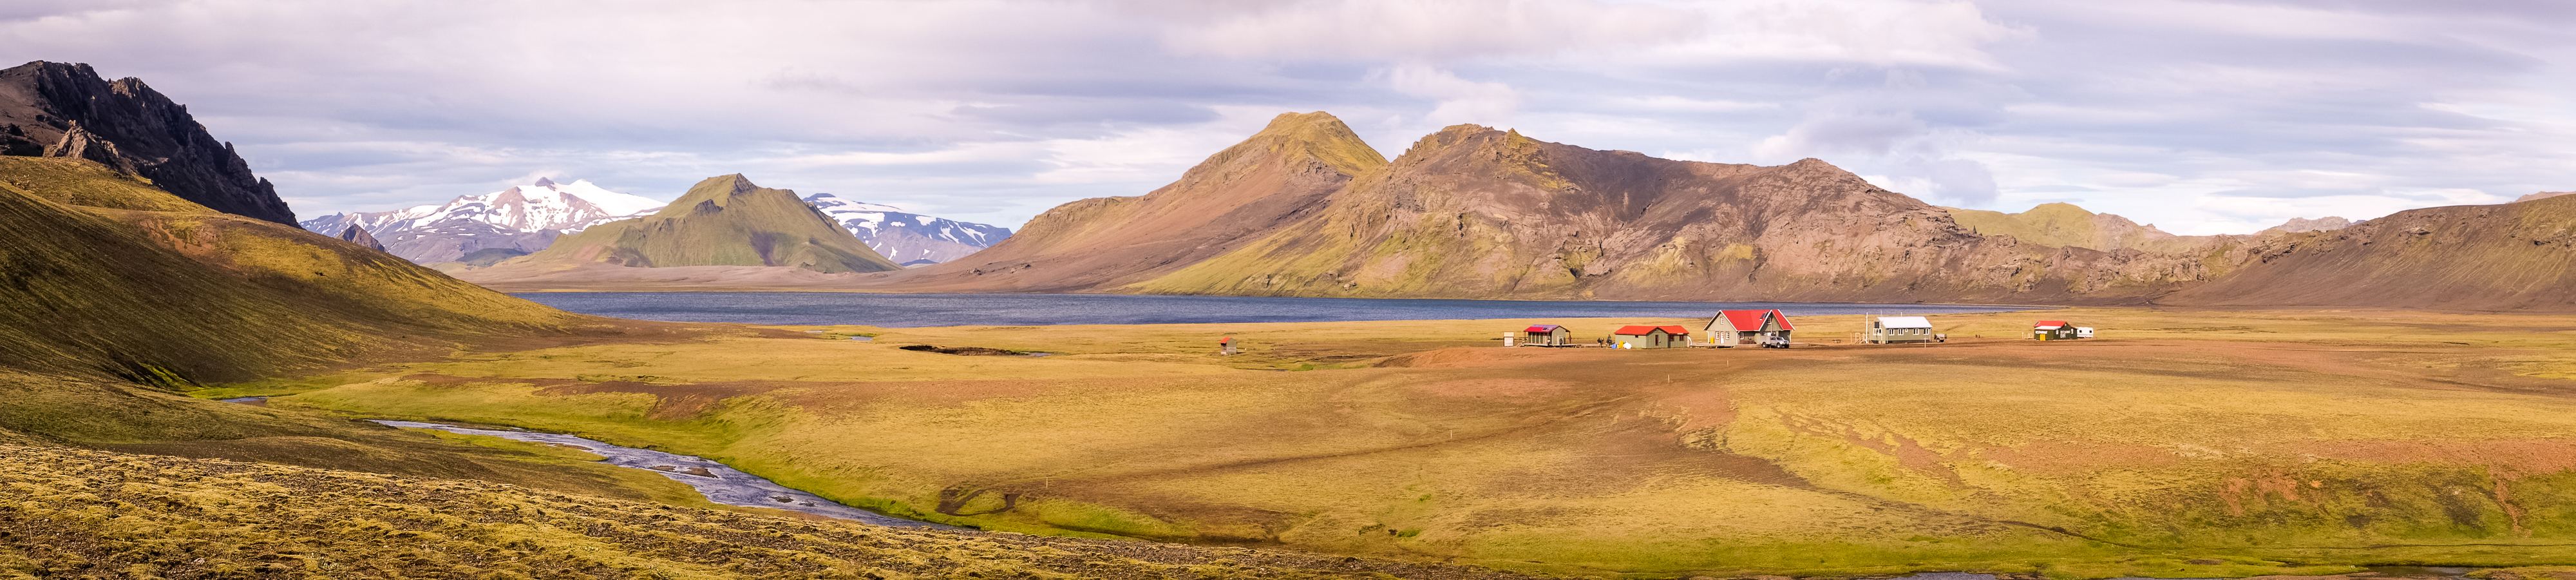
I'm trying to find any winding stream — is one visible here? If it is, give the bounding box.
[368,420,954,529]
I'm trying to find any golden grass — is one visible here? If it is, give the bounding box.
[263,307,2576,577]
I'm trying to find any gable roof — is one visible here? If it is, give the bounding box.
[1709,309,1794,332]
[1524,324,1564,333]
[1876,316,1932,329]
[1613,325,1688,336]
[2034,320,2068,329]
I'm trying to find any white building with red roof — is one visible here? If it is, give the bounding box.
[1706,309,1795,347]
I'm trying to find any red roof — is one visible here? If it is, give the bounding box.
[1218,337,1233,343]
[2034,320,2069,329]
[1613,325,1689,336]
[1714,309,1794,331]
[1524,325,1563,333]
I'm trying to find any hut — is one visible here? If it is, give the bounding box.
[1706,309,1795,347]
[1863,315,1938,343]
[2032,322,2081,340]
[1522,324,1572,347]
[1219,336,1238,354]
[1610,325,1688,349]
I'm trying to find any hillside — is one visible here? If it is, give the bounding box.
[2161,194,2576,311]
[1,445,1543,580]
[483,174,900,275]
[1940,202,2188,251]
[0,61,295,224]
[876,111,1387,292]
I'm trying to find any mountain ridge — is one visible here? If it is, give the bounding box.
[0,61,296,224]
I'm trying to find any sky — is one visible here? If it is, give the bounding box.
[6,0,2573,235]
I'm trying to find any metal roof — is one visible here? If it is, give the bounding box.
[1876,316,1932,329]
[1613,325,1689,336]
[1524,324,1564,333]
[2034,320,2069,329]
[1710,309,1794,331]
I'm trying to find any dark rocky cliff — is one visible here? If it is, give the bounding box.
[0,61,296,225]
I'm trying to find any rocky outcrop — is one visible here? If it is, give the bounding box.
[0,61,296,224]
[337,224,386,252]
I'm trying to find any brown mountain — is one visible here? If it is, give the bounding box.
[1113,124,2230,304]
[0,61,296,224]
[1940,202,2187,251]
[2160,195,2576,311]
[474,174,899,275]
[873,111,1386,292]
[337,224,387,251]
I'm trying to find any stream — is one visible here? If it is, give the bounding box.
[367,420,954,529]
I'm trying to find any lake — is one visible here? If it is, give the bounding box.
[510,292,2034,327]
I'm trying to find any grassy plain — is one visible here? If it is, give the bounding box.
[255,307,2576,578]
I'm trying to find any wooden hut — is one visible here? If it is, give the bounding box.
[1611,325,1688,349]
[1864,315,1938,343]
[1706,309,1795,347]
[2032,322,2081,340]
[1522,324,1572,347]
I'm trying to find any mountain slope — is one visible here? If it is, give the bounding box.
[1126,124,2228,304]
[877,111,1387,291]
[301,177,664,263]
[805,193,1011,264]
[2161,195,2576,311]
[503,174,900,273]
[1940,202,2188,251]
[0,61,295,224]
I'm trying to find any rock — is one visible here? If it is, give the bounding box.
[337,224,387,252]
[0,61,297,224]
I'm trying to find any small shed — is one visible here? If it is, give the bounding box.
[1219,336,1237,354]
[1706,309,1795,347]
[1611,325,1689,349]
[1864,316,1938,343]
[2033,322,2081,340]
[1522,324,1572,347]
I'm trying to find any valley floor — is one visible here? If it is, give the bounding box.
[189,307,2576,578]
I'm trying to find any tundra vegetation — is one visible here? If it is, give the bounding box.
[229,308,2576,578]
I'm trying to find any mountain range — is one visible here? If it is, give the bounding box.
[847,111,2573,311]
[305,180,1012,266]
[299,177,667,264]
[806,193,1012,265]
[494,173,904,274]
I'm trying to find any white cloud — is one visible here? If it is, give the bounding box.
[1385,66,1523,126]
[1159,0,1704,61]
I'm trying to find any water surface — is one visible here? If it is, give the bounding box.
[372,420,950,528]
[512,292,2032,327]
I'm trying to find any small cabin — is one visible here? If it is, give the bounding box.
[1611,325,1688,349]
[1219,336,1237,354]
[1522,324,1572,347]
[1706,309,1795,347]
[2033,322,2086,340]
[1864,316,1938,343]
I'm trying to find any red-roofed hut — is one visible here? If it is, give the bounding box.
[1706,309,1795,347]
[1611,325,1689,349]
[1522,324,1571,347]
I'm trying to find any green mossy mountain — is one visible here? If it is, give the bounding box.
[1940,202,2188,252]
[518,174,899,273]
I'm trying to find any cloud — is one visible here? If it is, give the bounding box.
[7,0,2575,235]
[1157,0,1705,61]
[1385,66,1522,126]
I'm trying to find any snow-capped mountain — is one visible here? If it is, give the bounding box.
[301,178,667,264]
[804,193,1012,265]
